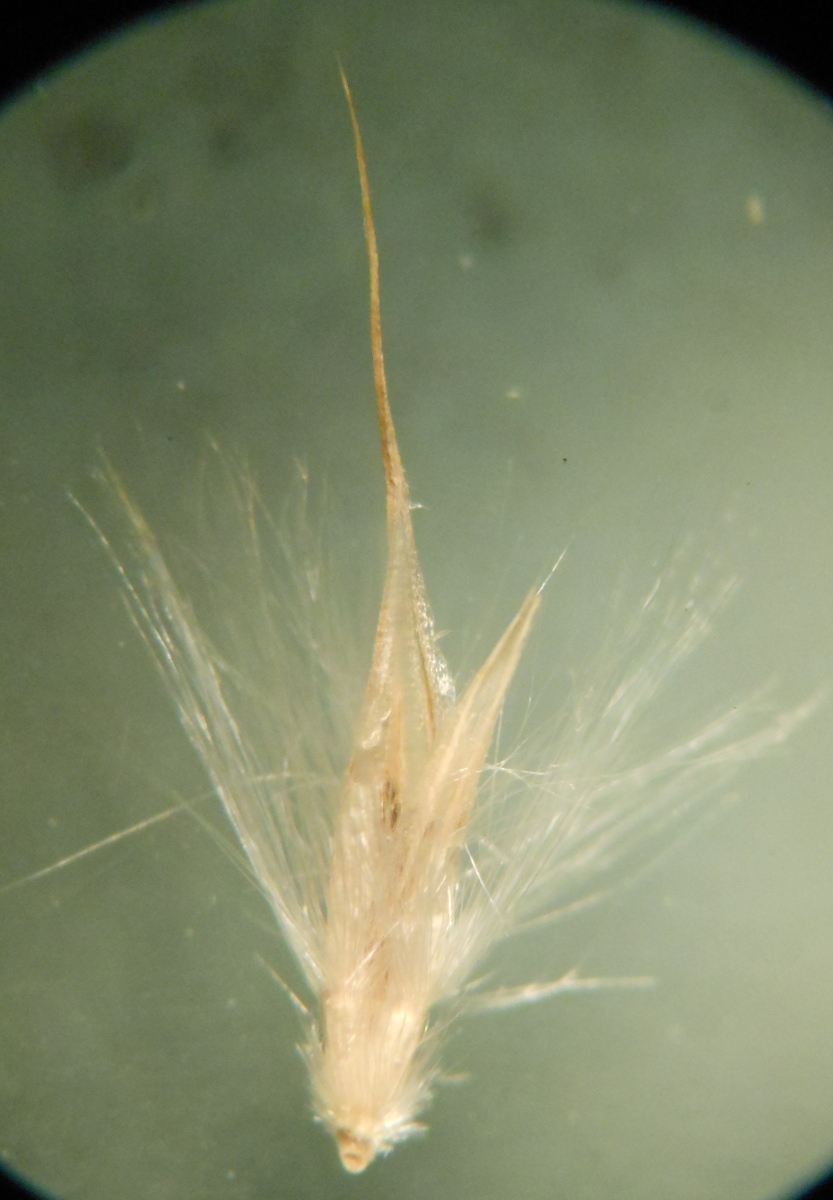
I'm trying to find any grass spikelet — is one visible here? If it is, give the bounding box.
[68,73,820,1173]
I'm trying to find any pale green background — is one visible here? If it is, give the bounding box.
[0,2,832,1198]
